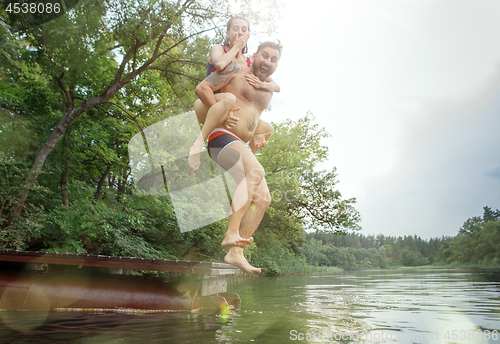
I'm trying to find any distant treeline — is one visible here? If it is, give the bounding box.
[304,206,500,271]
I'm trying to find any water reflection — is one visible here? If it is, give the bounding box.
[0,269,499,343]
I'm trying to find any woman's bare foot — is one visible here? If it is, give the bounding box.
[224,248,261,274]
[188,139,203,172]
[221,234,253,249]
[249,134,268,153]
[251,134,267,148]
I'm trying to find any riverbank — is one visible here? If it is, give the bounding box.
[381,258,500,270]
[266,259,500,277]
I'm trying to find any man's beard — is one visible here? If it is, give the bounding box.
[253,63,271,81]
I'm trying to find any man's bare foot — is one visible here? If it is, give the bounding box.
[221,234,253,249]
[188,140,203,172]
[224,249,261,274]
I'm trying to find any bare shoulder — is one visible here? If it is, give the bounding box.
[210,44,225,56]
[209,44,224,64]
[205,62,241,89]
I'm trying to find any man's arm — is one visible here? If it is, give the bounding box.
[195,63,240,108]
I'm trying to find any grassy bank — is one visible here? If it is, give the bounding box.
[271,259,500,276]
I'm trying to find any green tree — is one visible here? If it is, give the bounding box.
[304,238,328,266]
[401,249,419,266]
[3,0,211,227]
[474,220,500,260]
[483,206,500,223]
[459,216,484,236]
[249,114,360,272]
[258,113,360,238]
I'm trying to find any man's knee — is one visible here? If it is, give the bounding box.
[261,189,272,208]
[247,165,265,185]
[254,180,271,207]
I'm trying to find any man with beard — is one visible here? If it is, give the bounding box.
[192,41,282,273]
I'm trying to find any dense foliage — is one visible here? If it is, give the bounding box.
[251,114,360,273]
[439,206,500,267]
[304,232,451,271]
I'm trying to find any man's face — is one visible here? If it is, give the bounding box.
[252,47,280,81]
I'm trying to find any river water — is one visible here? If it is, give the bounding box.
[0,269,499,343]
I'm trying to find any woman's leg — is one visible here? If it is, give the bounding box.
[188,93,238,172]
[194,98,208,125]
[255,119,272,135]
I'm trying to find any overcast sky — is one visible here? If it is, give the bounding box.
[245,0,500,239]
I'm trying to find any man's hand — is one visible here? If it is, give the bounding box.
[224,107,240,129]
[246,73,269,91]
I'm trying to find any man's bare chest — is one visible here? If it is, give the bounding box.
[225,75,273,111]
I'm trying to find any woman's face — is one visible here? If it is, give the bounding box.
[226,18,249,46]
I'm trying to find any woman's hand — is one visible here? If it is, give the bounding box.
[234,32,250,51]
[246,73,269,91]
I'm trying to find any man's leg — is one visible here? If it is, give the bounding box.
[239,178,271,238]
[188,93,237,172]
[217,141,266,250]
[224,178,271,273]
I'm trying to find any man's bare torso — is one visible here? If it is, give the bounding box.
[221,65,273,143]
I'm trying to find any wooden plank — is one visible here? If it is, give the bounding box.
[0,250,240,275]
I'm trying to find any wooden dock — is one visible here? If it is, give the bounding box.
[0,249,241,276]
[0,250,242,313]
